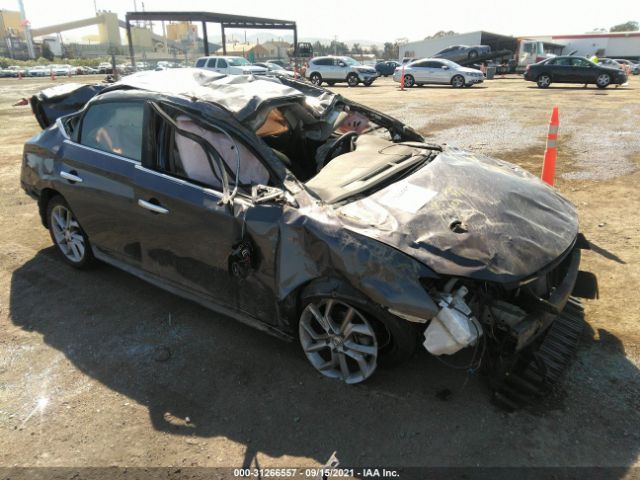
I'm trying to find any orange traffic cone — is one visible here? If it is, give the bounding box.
[541,106,559,186]
[50,68,56,81]
[400,64,405,91]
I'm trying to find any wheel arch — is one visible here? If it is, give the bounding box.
[38,187,63,228]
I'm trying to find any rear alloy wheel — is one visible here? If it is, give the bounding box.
[299,299,378,384]
[347,73,359,87]
[403,74,415,88]
[468,50,478,59]
[363,80,374,87]
[596,73,611,88]
[309,72,322,86]
[451,75,465,88]
[537,73,552,88]
[47,196,94,268]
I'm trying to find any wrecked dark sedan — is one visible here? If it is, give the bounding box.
[21,69,597,407]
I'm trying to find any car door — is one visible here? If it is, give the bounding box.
[546,58,567,82]
[132,102,281,324]
[56,99,147,266]
[571,57,597,83]
[409,61,429,83]
[215,58,229,74]
[428,61,451,83]
[328,58,343,80]
[205,57,217,72]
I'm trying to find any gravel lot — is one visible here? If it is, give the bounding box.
[0,74,639,476]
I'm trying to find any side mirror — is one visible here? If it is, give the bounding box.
[338,62,346,67]
[441,65,449,70]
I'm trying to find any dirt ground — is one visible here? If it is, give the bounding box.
[0,74,639,476]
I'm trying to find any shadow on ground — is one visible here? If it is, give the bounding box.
[9,248,640,472]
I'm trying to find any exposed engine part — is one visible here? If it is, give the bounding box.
[482,300,527,329]
[423,286,483,356]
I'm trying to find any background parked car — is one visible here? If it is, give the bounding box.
[375,60,401,76]
[195,56,267,75]
[597,58,623,70]
[253,61,295,77]
[524,56,627,88]
[393,58,484,88]
[27,65,49,77]
[613,59,639,74]
[434,45,491,62]
[305,56,378,87]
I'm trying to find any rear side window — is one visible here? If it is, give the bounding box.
[195,58,206,67]
[217,59,228,68]
[313,58,332,66]
[79,102,145,161]
[206,58,217,68]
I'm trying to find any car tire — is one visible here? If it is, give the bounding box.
[298,297,419,384]
[309,72,322,86]
[536,73,552,88]
[451,75,465,88]
[468,50,478,59]
[347,73,359,87]
[46,195,95,269]
[403,74,415,88]
[326,81,335,86]
[596,73,611,88]
[363,80,373,87]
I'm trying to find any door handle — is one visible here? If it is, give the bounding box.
[60,170,83,183]
[137,198,169,214]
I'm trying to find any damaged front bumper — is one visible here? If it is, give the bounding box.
[416,238,597,406]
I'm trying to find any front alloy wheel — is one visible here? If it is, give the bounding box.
[309,72,322,86]
[451,75,465,88]
[596,73,611,88]
[299,299,378,384]
[347,73,359,87]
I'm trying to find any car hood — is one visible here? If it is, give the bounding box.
[336,148,578,283]
[458,67,482,74]
[242,66,268,72]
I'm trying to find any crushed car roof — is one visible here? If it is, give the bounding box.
[106,68,336,121]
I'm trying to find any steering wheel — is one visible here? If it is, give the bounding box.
[319,131,359,169]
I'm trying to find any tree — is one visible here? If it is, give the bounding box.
[370,45,380,58]
[426,30,458,39]
[41,42,54,61]
[610,21,639,32]
[352,42,362,56]
[383,42,399,60]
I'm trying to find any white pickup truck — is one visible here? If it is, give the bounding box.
[195,56,267,75]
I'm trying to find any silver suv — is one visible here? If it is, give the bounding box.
[305,56,378,87]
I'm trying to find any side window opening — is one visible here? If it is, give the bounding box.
[195,58,206,68]
[79,102,144,161]
[151,103,271,196]
[217,59,228,68]
[206,58,216,68]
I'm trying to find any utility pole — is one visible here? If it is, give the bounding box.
[17,0,35,58]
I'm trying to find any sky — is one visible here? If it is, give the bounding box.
[3,0,639,44]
